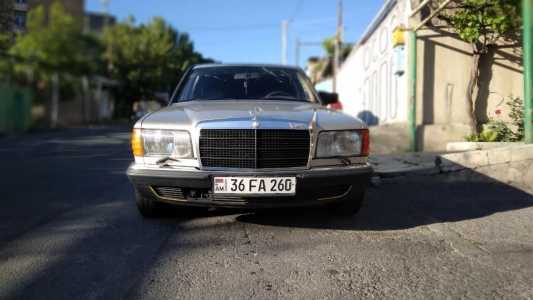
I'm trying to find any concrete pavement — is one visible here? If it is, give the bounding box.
[1,127,532,299]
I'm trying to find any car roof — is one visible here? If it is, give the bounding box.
[192,63,302,71]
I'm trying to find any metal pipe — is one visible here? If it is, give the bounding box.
[409,0,432,18]
[414,0,453,32]
[524,0,533,143]
[408,30,418,151]
[333,0,343,93]
[295,38,300,67]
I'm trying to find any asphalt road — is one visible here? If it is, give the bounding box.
[1,126,533,299]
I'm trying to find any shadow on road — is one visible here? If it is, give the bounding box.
[237,171,533,231]
[2,127,533,299]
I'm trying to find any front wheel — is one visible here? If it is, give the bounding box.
[328,188,366,216]
[135,190,165,218]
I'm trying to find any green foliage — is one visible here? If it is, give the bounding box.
[9,2,101,80]
[0,33,12,80]
[465,129,499,142]
[0,0,13,33]
[322,36,353,59]
[103,17,212,117]
[4,2,210,118]
[0,0,14,79]
[465,96,524,142]
[322,37,335,57]
[103,17,173,97]
[506,96,525,141]
[0,33,10,51]
[439,0,521,50]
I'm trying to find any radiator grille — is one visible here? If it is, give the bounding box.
[199,129,310,169]
[152,186,185,200]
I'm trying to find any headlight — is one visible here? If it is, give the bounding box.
[139,129,193,158]
[316,130,368,158]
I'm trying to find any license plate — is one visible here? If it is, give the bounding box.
[213,177,296,195]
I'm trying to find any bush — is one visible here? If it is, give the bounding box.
[465,96,524,142]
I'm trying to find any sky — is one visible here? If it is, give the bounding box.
[86,0,385,67]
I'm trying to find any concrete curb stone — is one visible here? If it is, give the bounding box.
[373,144,533,182]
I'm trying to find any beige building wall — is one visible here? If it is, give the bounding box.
[414,27,523,151]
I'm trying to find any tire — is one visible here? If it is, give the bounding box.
[135,189,164,218]
[328,188,366,216]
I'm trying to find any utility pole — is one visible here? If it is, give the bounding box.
[281,20,289,65]
[101,0,113,71]
[101,0,110,27]
[333,0,343,93]
[295,38,300,67]
[524,0,533,143]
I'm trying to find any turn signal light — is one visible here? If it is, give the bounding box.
[131,129,144,157]
[360,129,370,157]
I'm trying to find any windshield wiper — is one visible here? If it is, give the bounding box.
[182,97,238,101]
[262,96,304,101]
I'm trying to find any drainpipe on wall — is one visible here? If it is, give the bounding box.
[524,0,533,143]
[408,30,418,152]
[407,0,453,152]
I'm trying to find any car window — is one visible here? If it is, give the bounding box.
[175,66,318,102]
[297,72,318,102]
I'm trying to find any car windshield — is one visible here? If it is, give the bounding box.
[174,66,318,102]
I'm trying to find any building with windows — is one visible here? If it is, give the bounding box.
[84,11,116,34]
[10,0,113,35]
[12,0,29,32]
[10,0,85,31]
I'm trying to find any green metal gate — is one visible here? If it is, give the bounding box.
[0,83,33,133]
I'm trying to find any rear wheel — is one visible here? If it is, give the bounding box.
[328,188,366,216]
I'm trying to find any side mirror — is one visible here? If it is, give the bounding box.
[318,91,339,106]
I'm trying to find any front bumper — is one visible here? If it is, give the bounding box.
[127,164,373,208]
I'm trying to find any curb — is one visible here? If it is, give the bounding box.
[375,165,440,178]
[372,144,533,181]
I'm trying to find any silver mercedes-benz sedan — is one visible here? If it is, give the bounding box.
[127,64,372,218]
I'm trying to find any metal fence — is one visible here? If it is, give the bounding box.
[0,82,33,133]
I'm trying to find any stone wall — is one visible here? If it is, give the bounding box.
[439,145,533,194]
[414,27,523,149]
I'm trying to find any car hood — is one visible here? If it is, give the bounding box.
[140,100,366,131]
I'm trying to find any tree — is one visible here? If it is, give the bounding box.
[322,36,353,61]
[436,0,522,134]
[9,2,102,126]
[10,2,97,78]
[0,0,12,79]
[103,17,212,118]
[305,36,353,82]
[0,0,13,34]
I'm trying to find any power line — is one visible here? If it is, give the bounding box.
[293,17,336,27]
[288,0,304,22]
[181,16,337,34]
[282,0,305,65]
[182,23,279,32]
